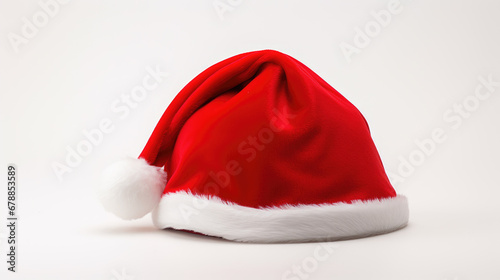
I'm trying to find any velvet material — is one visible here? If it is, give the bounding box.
[139,50,396,208]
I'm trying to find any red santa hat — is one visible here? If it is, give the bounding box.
[98,50,409,243]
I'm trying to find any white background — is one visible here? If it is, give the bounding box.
[1,0,500,279]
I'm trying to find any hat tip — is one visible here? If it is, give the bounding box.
[97,157,167,220]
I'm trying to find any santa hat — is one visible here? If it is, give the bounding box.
[98,50,409,243]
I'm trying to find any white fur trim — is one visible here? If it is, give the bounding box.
[152,192,409,243]
[98,158,167,220]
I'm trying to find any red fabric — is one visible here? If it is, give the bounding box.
[139,50,396,208]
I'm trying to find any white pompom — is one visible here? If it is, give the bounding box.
[98,158,167,220]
